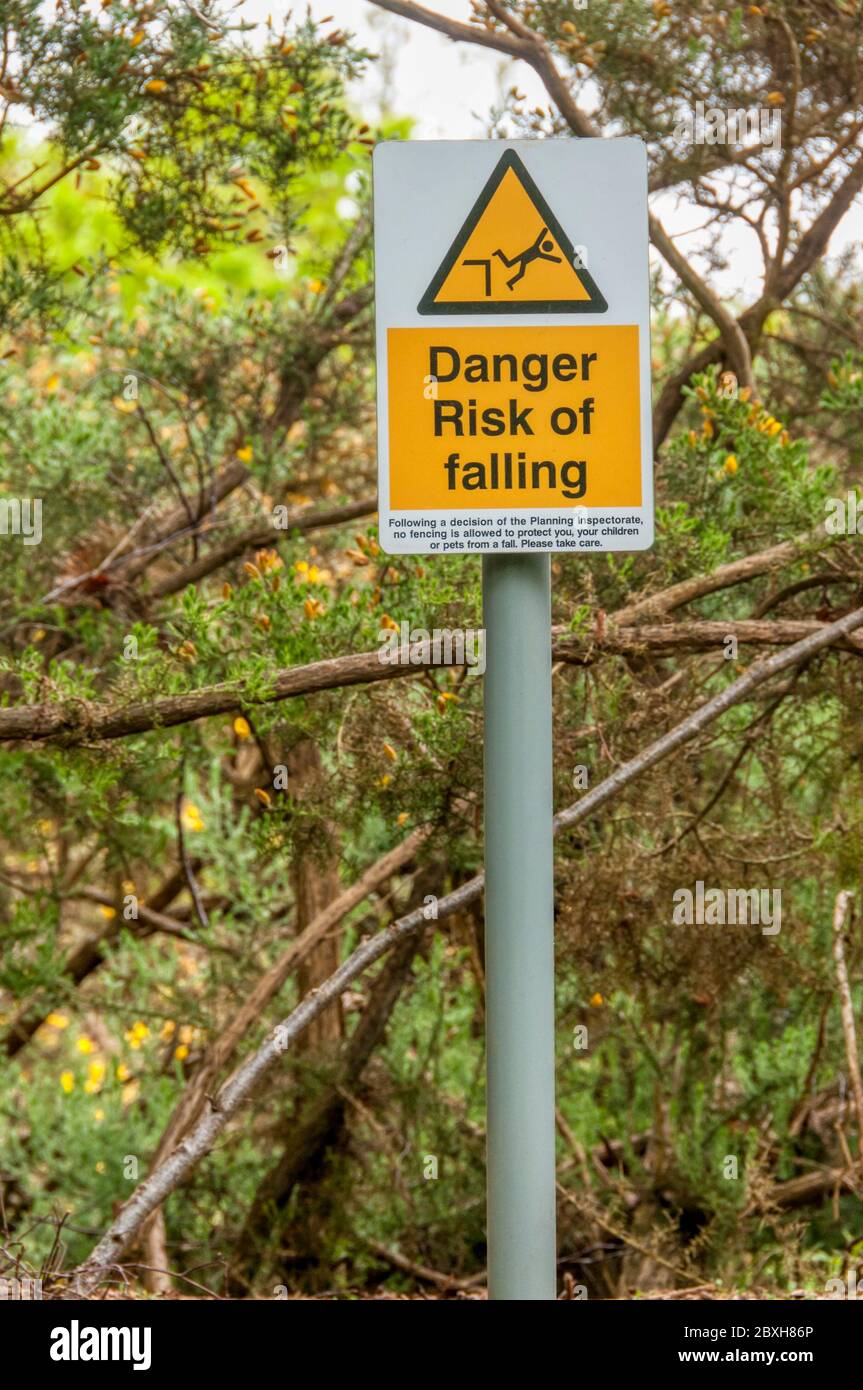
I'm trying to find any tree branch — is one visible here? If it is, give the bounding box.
[611,529,829,625]
[149,497,377,598]
[4,608,862,746]
[831,890,863,1155]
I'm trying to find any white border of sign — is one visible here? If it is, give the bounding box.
[374,138,653,555]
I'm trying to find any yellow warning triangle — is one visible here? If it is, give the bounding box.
[418,150,607,315]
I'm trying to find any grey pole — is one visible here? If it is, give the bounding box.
[483,553,557,1300]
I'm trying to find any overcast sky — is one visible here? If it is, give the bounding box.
[287,0,862,298]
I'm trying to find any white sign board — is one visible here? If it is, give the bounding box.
[373,139,653,555]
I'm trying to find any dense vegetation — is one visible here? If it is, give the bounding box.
[1,0,862,1299]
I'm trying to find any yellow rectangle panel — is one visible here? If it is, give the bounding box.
[387,325,642,509]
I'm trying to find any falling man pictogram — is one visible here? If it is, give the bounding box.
[493,225,562,289]
[461,225,563,296]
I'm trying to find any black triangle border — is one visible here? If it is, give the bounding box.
[417,149,608,316]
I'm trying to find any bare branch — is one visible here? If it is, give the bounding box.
[831,890,863,1155]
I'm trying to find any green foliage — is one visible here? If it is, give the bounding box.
[1,0,863,1304]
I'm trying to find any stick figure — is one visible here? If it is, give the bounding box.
[493,226,561,289]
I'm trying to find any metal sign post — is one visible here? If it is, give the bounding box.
[483,553,557,1300]
[373,138,652,1301]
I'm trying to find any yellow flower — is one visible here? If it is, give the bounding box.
[46,1012,69,1030]
[112,396,138,413]
[724,453,739,474]
[590,992,604,1007]
[233,716,252,740]
[181,802,205,832]
[377,774,392,789]
[88,1060,106,1084]
[236,444,254,463]
[130,29,145,46]
[93,1108,105,1123]
[144,79,167,93]
[116,1062,131,1082]
[294,560,309,574]
[255,548,282,574]
[124,1020,150,1050]
[174,1043,190,1061]
[60,1071,75,1094]
[76,1036,95,1054]
[307,278,326,294]
[95,1161,106,1173]
[45,373,61,393]
[767,91,784,106]
[99,905,117,920]
[396,811,409,826]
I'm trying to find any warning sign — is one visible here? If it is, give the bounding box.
[418,150,607,315]
[374,140,653,554]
